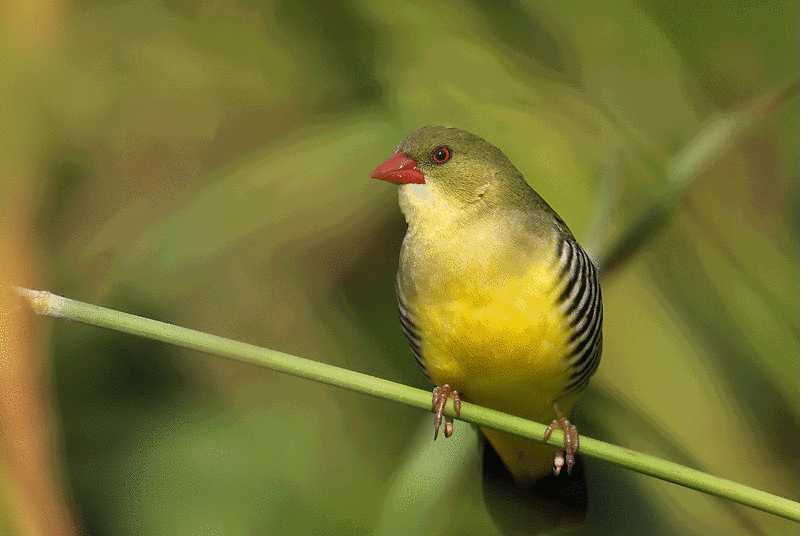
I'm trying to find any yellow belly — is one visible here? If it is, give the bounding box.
[415,259,575,483]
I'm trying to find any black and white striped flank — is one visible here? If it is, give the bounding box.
[554,237,603,397]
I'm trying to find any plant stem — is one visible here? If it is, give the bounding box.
[12,287,800,522]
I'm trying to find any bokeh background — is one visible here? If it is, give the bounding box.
[1,0,798,534]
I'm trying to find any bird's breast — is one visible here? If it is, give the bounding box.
[398,223,572,420]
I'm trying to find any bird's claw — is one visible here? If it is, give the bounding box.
[431,384,461,439]
[543,402,579,475]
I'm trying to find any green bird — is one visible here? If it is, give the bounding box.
[371,126,602,484]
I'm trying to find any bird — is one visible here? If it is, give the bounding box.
[370,126,602,485]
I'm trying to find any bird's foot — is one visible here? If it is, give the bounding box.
[543,402,579,476]
[431,384,461,439]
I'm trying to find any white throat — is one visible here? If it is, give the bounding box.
[398,182,464,230]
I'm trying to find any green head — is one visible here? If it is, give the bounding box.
[371,126,565,227]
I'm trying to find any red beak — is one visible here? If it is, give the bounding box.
[370,152,425,184]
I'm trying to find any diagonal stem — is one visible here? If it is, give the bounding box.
[10,287,800,523]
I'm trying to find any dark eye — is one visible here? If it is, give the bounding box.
[431,146,451,164]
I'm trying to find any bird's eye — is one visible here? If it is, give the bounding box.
[431,146,451,164]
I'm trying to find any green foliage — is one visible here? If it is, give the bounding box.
[4,0,797,534]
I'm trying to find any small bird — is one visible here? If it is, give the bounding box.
[371,126,602,485]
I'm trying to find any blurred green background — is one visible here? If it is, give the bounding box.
[1,0,798,534]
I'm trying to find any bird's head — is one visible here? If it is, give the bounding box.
[370,126,527,213]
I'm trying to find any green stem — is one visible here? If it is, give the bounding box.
[12,287,800,522]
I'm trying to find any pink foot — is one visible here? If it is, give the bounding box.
[543,402,579,475]
[431,384,461,439]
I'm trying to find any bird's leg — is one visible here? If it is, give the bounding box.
[543,402,579,475]
[431,384,461,439]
